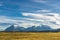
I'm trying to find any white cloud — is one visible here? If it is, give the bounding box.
[0,4,3,6]
[22,12,60,29]
[0,12,60,30]
[0,16,40,29]
[36,10,51,13]
[33,0,60,10]
[0,2,3,6]
[0,16,16,23]
[34,0,47,3]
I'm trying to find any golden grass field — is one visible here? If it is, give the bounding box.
[0,32,60,40]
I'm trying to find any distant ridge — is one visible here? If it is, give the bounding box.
[5,24,60,32]
[5,24,25,31]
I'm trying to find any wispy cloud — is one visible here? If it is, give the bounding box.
[0,0,60,31]
[0,9,60,30]
[22,10,60,29]
[33,0,48,3]
[32,0,60,13]
[36,10,51,13]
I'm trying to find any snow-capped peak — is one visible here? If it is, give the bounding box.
[14,24,18,28]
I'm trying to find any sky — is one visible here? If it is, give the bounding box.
[0,0,60,31]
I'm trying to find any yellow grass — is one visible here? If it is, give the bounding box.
[0,32,60,40]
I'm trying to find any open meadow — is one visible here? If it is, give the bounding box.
[0,32,60,40]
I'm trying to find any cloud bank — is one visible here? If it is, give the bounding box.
[22,12,60,29]
[0,10,60,31]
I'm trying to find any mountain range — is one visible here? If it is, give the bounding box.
[5,24,60,32]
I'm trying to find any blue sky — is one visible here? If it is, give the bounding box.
[0,0,60,31]
[0,0,60,16]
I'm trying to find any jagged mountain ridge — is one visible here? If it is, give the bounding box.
[5,24,25,31]
[5,24,60,32]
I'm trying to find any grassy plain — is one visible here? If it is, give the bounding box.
[0,32,60,40]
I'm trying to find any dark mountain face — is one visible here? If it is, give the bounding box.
[25,25,52,32]
[5,25,14,31]
[56,28,60,32]
[25,26,37,31]
[5,24,53,32]
[5,24,60,32]
[39,25,52,31]
[5,24,25,31]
